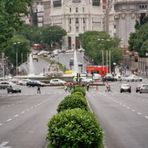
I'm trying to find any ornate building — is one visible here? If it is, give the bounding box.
[49,0,104,49]
[114,0,148,48]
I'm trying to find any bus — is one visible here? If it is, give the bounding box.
[86,65,108,77]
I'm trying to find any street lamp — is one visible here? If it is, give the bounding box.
[98,38,112,73]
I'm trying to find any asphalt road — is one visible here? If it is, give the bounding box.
[0,79,148,148]
[0,86,67,148]
[87,79,148,148]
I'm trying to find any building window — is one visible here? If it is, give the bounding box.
[70,7,71,12]
[69,18,71,24]
[76,7,78,13]
[76,18,79,24]
[83,7,85,12]
[76,26,79,32]
[139,4,147,9]
[53,0,61,7]
[83,18,85,23]
[72,0,81,3]
[92,0,100,6]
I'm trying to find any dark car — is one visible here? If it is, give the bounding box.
[7,85,21,93]
[120,84,131,93]
[26,80,44,87]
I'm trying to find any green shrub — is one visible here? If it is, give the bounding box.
[47,108,103,148]
[71,86,86,96]
[71,91,84,97]
[57,94,88,112]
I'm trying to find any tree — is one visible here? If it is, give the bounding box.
[0,0,32,52]
[4,35,30,67]
[79,31,122,65]
[42,25,67,50]
[17,24,44,44]
[129,24,148,57]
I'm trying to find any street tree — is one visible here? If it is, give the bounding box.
[128,24,148,57]
[79,31,122,65]
[42,25,67,50]
[0,0,32,52]
[18,24,44,45]
[4,35,30,67]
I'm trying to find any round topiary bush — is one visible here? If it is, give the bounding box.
[57,94,88,112]
[47,108,103,148]
[71,86,86,96]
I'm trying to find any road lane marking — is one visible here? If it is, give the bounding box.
[6,119,12,122]
[0,123,3,126]
[0,141,12,148]
[144,116,148,119]
[14,114,19,117]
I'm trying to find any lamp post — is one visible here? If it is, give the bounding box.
[14,42,21,75]
[98,38,111,73]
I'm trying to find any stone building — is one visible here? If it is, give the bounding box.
[114,0,148,48]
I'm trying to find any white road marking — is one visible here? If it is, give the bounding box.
[14,114,19,117]
[0,123,3,126]
[144,116,148,119]
[0,141,12,148]
[6,119,12,122]
[137,112,142,115]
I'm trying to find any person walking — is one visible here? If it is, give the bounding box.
[37,86,41,94]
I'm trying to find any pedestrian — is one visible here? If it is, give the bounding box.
[86,83,90,91]
[37,86,41,94]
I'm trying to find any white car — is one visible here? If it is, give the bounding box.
[120,84,131,93]
[125,75,142,82]
[50,79,66,85]
[80,77,93,83]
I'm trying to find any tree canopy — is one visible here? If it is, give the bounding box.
[79,31,122,65]
[0,0,32,51]
[128,24,148,57]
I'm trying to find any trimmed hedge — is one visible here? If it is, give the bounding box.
[47,108,103,148]
[57,94,88,112]
[71,86,86,96]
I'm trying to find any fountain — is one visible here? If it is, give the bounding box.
[73,49,79,76]
[28,53,35,76]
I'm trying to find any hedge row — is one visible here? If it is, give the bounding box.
[47,86,104,148]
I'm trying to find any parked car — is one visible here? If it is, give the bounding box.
[0,81,10,89]
[7,85,21,93]
[50,79,66,85]
[120,84,131,93]
[125,75,142,82]
[26,80,45,87]
[103,73,117,81]
[136,84,148,93]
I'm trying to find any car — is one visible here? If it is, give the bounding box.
[18,79,30,86]
[0,81,10,89]
[50,79,66,85]
[7,85,21,93]
[26,80,45,87]
[80,77,93,83]
[136,84,148,93]
[120,84,131,93]
[103,73,117,81]
[125,74,142,82]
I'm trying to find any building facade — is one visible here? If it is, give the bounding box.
[114,0,148,48]
[30,0,148,49]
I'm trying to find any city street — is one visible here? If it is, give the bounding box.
[87,79,148,148]
[0,79,148,148]
[0,86,67,148]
